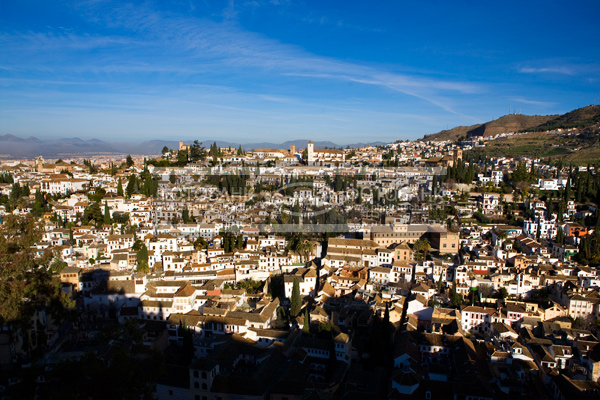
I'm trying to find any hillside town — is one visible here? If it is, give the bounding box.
[1,136,600,400]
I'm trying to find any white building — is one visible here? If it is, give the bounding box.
[523,217,558,239]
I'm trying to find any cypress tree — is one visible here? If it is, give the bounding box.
[556,227,565,245]
[303,310,310,335]
[565,176,572,201]
[126,175,136,198]
[290,277,301,318]
[117,178,123,196]
[103,201,111,225]
[136,244,149,274]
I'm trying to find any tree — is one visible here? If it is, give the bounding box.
[193,237,208,250]
[297,240,314,263]
[303,310,310,335]
[82,202,102,225]
[290,277,302,318]
[511,162,530,185]
[176,149,188,166]
[556,226,565,245]
[0,215,74,343]
[32,190,45,216]
[182,207,191,223]
[235,234,244,250]
[498,287,508,299]
[125,175,137,198]
[496,229,508,246]
[49,252,68,273]
[565,176,572,201]
[273,306,289,329]
[190,140,206,161]
[414,239,431,261]
[136,244,149,274]
[126,155,134,168]
[103,201,111,225]
[478,284,493,299]
[117,178,124,196]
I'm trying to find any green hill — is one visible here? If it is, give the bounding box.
[423,105,600,142]
[521,105,600,132]
[426,105,600,164]
[423,114,556,141]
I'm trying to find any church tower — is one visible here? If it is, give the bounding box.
[307,141,314,164]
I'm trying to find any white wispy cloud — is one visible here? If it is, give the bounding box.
[1,2,483,116]
[511,97,557,107]
[519,66,575,75]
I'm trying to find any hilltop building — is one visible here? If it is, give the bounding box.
[306,140,345,166]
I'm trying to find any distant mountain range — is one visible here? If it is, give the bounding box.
[0,135,387,158]
[422,105,600,141]
[0,136,125,158]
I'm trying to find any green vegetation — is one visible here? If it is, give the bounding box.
[424,113,556,142]
[136,243,149,274]
[413,239,431,261]
[303,310,310,334]
[290,277,301,318]
[445,158,478,183]
[466,130,599,165]
[235,279,264,294]
[521,105,600,132]
[0,214,75,338]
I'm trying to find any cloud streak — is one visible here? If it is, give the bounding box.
[511,97,557,107]
[1,3,483,116]
[519,66,575,75]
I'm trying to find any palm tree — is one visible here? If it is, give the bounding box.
[298,240,314,263]
[496,229,508,247]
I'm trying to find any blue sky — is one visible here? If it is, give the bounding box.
[1,0,599,144]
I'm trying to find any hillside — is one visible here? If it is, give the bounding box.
[423,114,556,141]
[521,104,600,132]
[465,125,600,165]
